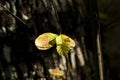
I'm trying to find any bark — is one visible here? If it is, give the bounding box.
[0,0,102,80]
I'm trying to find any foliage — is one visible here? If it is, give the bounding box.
[35,32,58,50]
[35,33,75,56]
[56,34,75,55]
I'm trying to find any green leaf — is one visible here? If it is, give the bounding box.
[56,34,75,56]
[56,44,70,56]
[35,32,58,50]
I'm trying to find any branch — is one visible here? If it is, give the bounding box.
[97,21,104,80]
[0,3,26,25]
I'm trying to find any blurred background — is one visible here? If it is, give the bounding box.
[0,0,120,80]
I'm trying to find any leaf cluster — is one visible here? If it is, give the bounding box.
[35,32,75,56]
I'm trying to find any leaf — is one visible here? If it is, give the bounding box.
[35,32,58,50]
[56,34,75,55]
[48,69,64,76]
[56,44,70,56]
[54,78,63,80]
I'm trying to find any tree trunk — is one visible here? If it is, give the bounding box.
[0,0,102,80]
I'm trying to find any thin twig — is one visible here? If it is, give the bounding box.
[97,22,104,80]
[0,3,26,25]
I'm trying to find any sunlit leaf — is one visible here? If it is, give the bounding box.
[56,34,75,55]
[48,69,64,76]
[56,44,70,56]
[53,77,63,80]
[35,32,58,50]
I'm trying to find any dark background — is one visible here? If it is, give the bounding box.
[0,0,120,80]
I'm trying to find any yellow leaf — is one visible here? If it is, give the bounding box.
[56,34,75,55]
[48,69,64,76]
[35,32,58,50]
